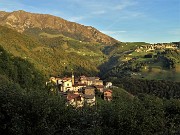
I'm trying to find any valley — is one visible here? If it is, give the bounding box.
[0,10,179,82]
[0,10,180,135]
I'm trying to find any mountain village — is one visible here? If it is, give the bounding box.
[46,74,113,108]
[135,43,179,53]
[45,43,180,108]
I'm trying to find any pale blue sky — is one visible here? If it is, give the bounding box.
[0,0,179,43]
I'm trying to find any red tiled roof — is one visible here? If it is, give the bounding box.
[95,85,104,88]
[96,80,103,82]
[56,77,62,80]
[82,94,95,99]
[67,94,80,101]
[80,76,87,79]
[103,89,112,93]
[63,77,71,81]
[104,96,112,98]
[73,83,86,87]
[85,86,95,89]
[95,77,100,79]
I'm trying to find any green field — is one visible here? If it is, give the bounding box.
[134,64,180,82]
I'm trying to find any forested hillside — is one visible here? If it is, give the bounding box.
[111,77,180,99]
[101,43,180,82]
[0,26,106,76]
[0,46,45,89]
[0,63,180,135]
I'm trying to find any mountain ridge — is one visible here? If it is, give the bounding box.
[0,10,119,45]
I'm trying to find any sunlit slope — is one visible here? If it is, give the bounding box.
[0,26,106,76]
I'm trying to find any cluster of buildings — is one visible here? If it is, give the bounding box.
[46,74,113,108]
[135,43,178,53]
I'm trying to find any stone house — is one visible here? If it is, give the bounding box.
[72,84,86,92]
[59,77,73,92]
[95,80,103,85]
[103,89,112,101]
[66,93,84,108]
[83,86,95,95]
[95,85,104,92]
[78,76,103,86]
[83,95,96,106]
[105,82,112,88]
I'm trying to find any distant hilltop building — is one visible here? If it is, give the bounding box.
[105,82,113,88]
[46,73,113,108]
[135,43,178,53]
[172,42,180,48]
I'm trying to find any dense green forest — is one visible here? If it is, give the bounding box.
[1,81,180,134]
[0,47,180,135]
[0,46,45,90]
[111,77,180,99]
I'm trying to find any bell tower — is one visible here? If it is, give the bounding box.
[72,71,75,85]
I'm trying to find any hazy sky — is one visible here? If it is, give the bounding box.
[0,0,179,43]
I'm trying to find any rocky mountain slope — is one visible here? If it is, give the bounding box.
[0,10,119,45]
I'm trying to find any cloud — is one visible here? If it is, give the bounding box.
[114,0,138,10]
[0,0,36,13]
[168,29,180,35]
[56,0,143,23]
[0,0,64,18]
[68,16,85,22]
[0,7,11,12]
[101,30,127,35]
[0,0,25,11]
[119,11,145,19]
[91,10,106,15]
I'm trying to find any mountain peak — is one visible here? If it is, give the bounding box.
[0,10,119,45]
